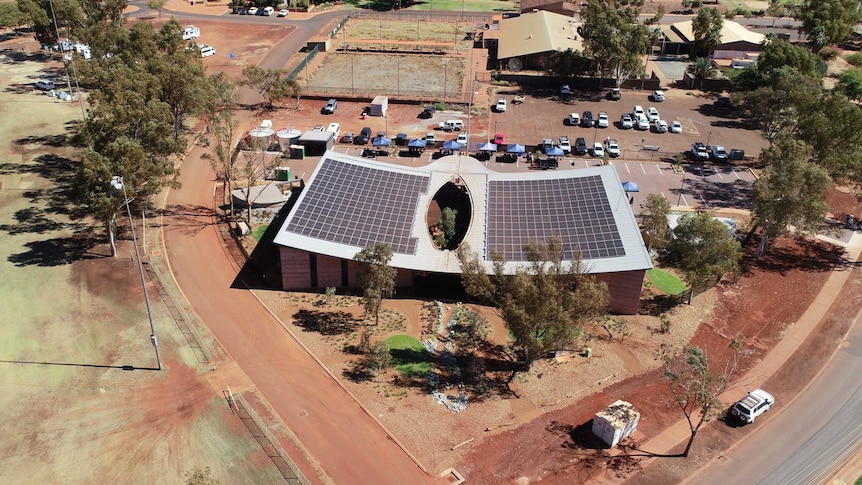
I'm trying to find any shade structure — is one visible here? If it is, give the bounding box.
[545,146,564,156]
[443,140,461,150]
[622,181,640,192]
[407,138,426,148]
[372,136,391,147]
[507,144,526,154]
[479,142,497,152]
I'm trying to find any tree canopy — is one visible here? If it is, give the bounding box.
[750,140,832,258]
[795,0,862,49]
[354,243,397,325]
[641,193,671,250]
[577,0,652,87]
[456,237,608,369]
[668,212,741,293]
[692,7,723,57]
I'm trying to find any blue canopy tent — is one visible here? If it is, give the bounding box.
[622,181,640,192]
[407,138,426,148]
[442,140,461,151]
[372,136,391,147]
[478,142,497,152]
[506,144,526,154]
[545,146,564,156]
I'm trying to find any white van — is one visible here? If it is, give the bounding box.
[263,6,274,15]
[326,123,340,139]
[183,26,201,41]
[438,120,464,132]
[198,44,216,58]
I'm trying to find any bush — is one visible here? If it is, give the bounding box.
[365,341,392,375]
[819,46,841,60]
[846,52,862,66]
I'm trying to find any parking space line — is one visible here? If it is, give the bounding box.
[661,191,666,199]
[700,194,708,207]
[679,194,688,206]
[733,170,741,180]
[625,163,630,174]
[640,164,646,174]
[656,165,663,176]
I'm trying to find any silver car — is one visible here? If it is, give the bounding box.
[620,113,633,129]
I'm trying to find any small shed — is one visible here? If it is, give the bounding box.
[297,130,335,156]
[591,400,640,448]
[370,96,388,117]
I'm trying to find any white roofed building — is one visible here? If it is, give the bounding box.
[272,151,652,314]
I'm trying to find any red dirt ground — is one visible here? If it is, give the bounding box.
[457,235,845,483]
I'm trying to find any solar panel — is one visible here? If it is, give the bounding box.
[486,176,625,261]
[285,158,430,254]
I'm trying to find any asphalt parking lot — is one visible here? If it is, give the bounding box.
[487,86,769,160]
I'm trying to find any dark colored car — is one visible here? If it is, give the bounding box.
[355,127,372,145]
[581,111,595,127]
[607,88,621,100]
[419,105,436,119]
[574,137,588,155]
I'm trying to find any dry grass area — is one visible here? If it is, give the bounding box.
[254,286,715,475]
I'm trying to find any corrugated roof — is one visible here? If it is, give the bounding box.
[498,10,584,59]
[273,151,652,276]
[669,20,765,45]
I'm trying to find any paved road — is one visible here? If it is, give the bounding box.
[693,306,862,485]
[162,146,435,484]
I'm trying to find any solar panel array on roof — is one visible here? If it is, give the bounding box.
[285,158,430,255]
[486,176,625,261]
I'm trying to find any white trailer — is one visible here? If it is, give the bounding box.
[370,96,388,117]
[591,400,640,447]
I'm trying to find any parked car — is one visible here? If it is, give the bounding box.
[355,126,372,145]
[566,112,580,126]
[322,98,337,114]
[439,120,464,132]
[597,112,609,128]
[607,87,621,100]
[247,6,258,14]
[419,105,436,119]
[495,98,507,112]
[425,132,437,145]
[632,105,645,119]
[647,107,660,122]
[326,123,340,139]
[591,142,604,158]
[730,389,774,424]
[313,125,325,132]
[559,135,571,153]
[620,113,633,129]
[278,8,289,16]
[262,6,274,15]
[341,132,354,143]
[635,115,650,131]
[691,142,709,160]
[198,45,215,58]
[456,133,468,145]
[581,110,595,127]
[651,90,665,102]
[574,137,588,155]
[670,120,682,133]
[653,119,668,133]
[711,145,728,162]
[35,79,55,91]
[493,133,505,144]
[560,84,571,96]
[541,137,554,149]
[605,138,620,157]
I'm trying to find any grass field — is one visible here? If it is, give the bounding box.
[386,334,432,377]
[647,268,687,295]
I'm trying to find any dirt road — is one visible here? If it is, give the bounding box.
[161,147,436,484]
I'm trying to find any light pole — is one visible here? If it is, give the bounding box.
[111,176,162,371]
[443,59,448,101]
[706,131,712,148]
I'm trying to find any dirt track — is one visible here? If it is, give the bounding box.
[161,144,437,484]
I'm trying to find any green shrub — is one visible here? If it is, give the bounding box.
[819,46,841,60]
[846,52,862,66]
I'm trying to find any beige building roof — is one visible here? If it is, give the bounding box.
[670,20,766,45]
[498,10,584,59]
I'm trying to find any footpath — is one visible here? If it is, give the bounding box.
[636,229,862,480]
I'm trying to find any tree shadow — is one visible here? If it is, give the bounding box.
[638,293,684,316]
[7,233,106,266]
[740,235,851,276]
[159,204,218,236]
[292,309,357,335]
